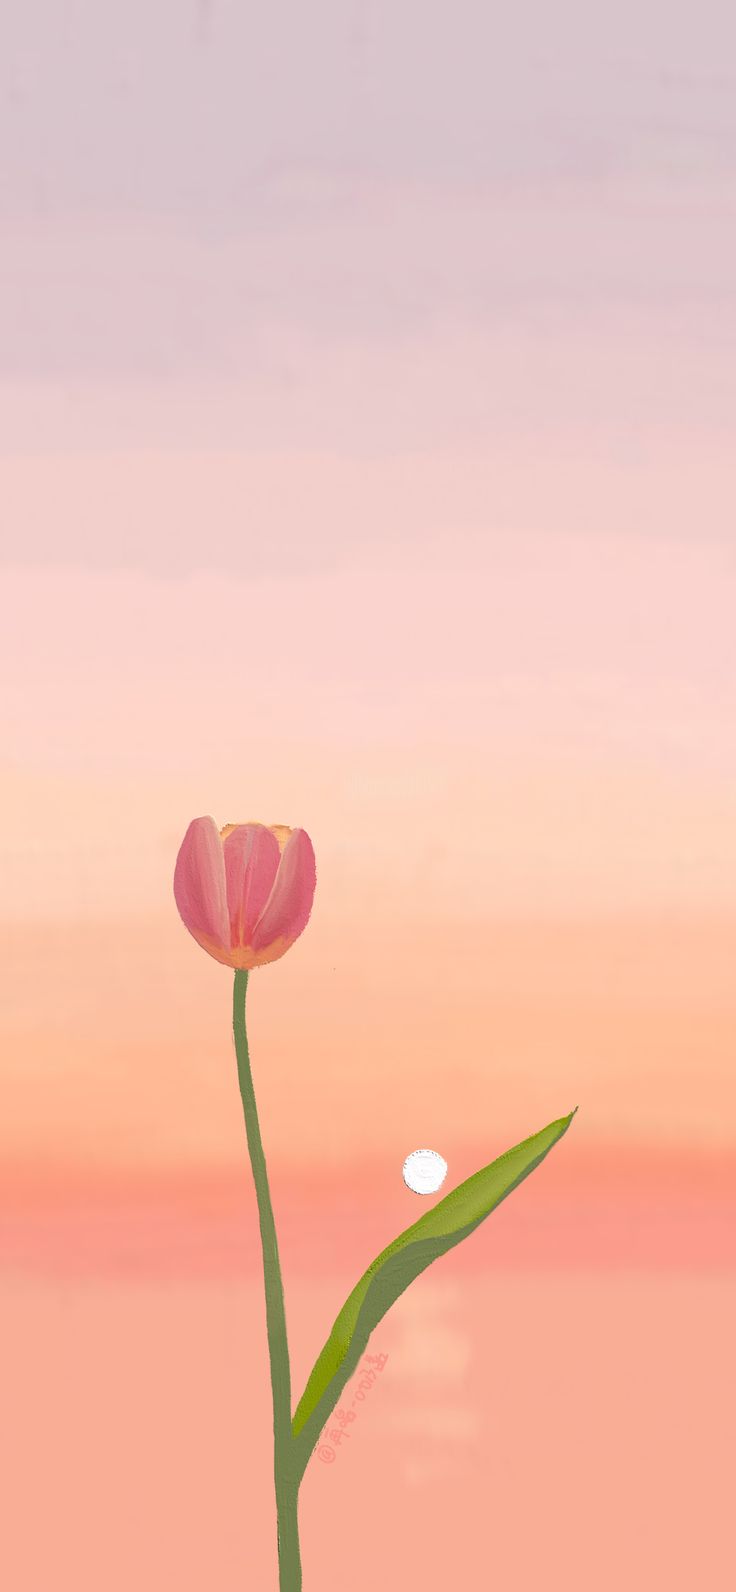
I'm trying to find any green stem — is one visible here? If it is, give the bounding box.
[232,969,302,1592]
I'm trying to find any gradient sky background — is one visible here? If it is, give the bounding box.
[1,5,735,1590]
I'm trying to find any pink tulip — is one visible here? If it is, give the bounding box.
[174,817,316,969]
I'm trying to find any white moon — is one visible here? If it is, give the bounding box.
[402,1148,448,1195]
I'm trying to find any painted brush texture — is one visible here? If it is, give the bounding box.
[2,0,735,1588]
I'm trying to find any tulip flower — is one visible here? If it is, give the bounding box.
[174,816,316,969]
[173,811,575,1592]
[174,812,317,1588]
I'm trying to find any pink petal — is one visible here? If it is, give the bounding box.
[251,828,316,953]
[223,825,281,950]
[173,817,229,953]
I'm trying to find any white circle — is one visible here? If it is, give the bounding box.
[402,1148,448,1195]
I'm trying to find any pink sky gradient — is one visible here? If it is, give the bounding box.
[1,4,735,1588]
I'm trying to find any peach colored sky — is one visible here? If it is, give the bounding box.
[2,511,735,1170]
[0,0,735,1177]
[1,0,733,1203]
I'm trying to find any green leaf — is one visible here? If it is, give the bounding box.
[291,1109,576,1472]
